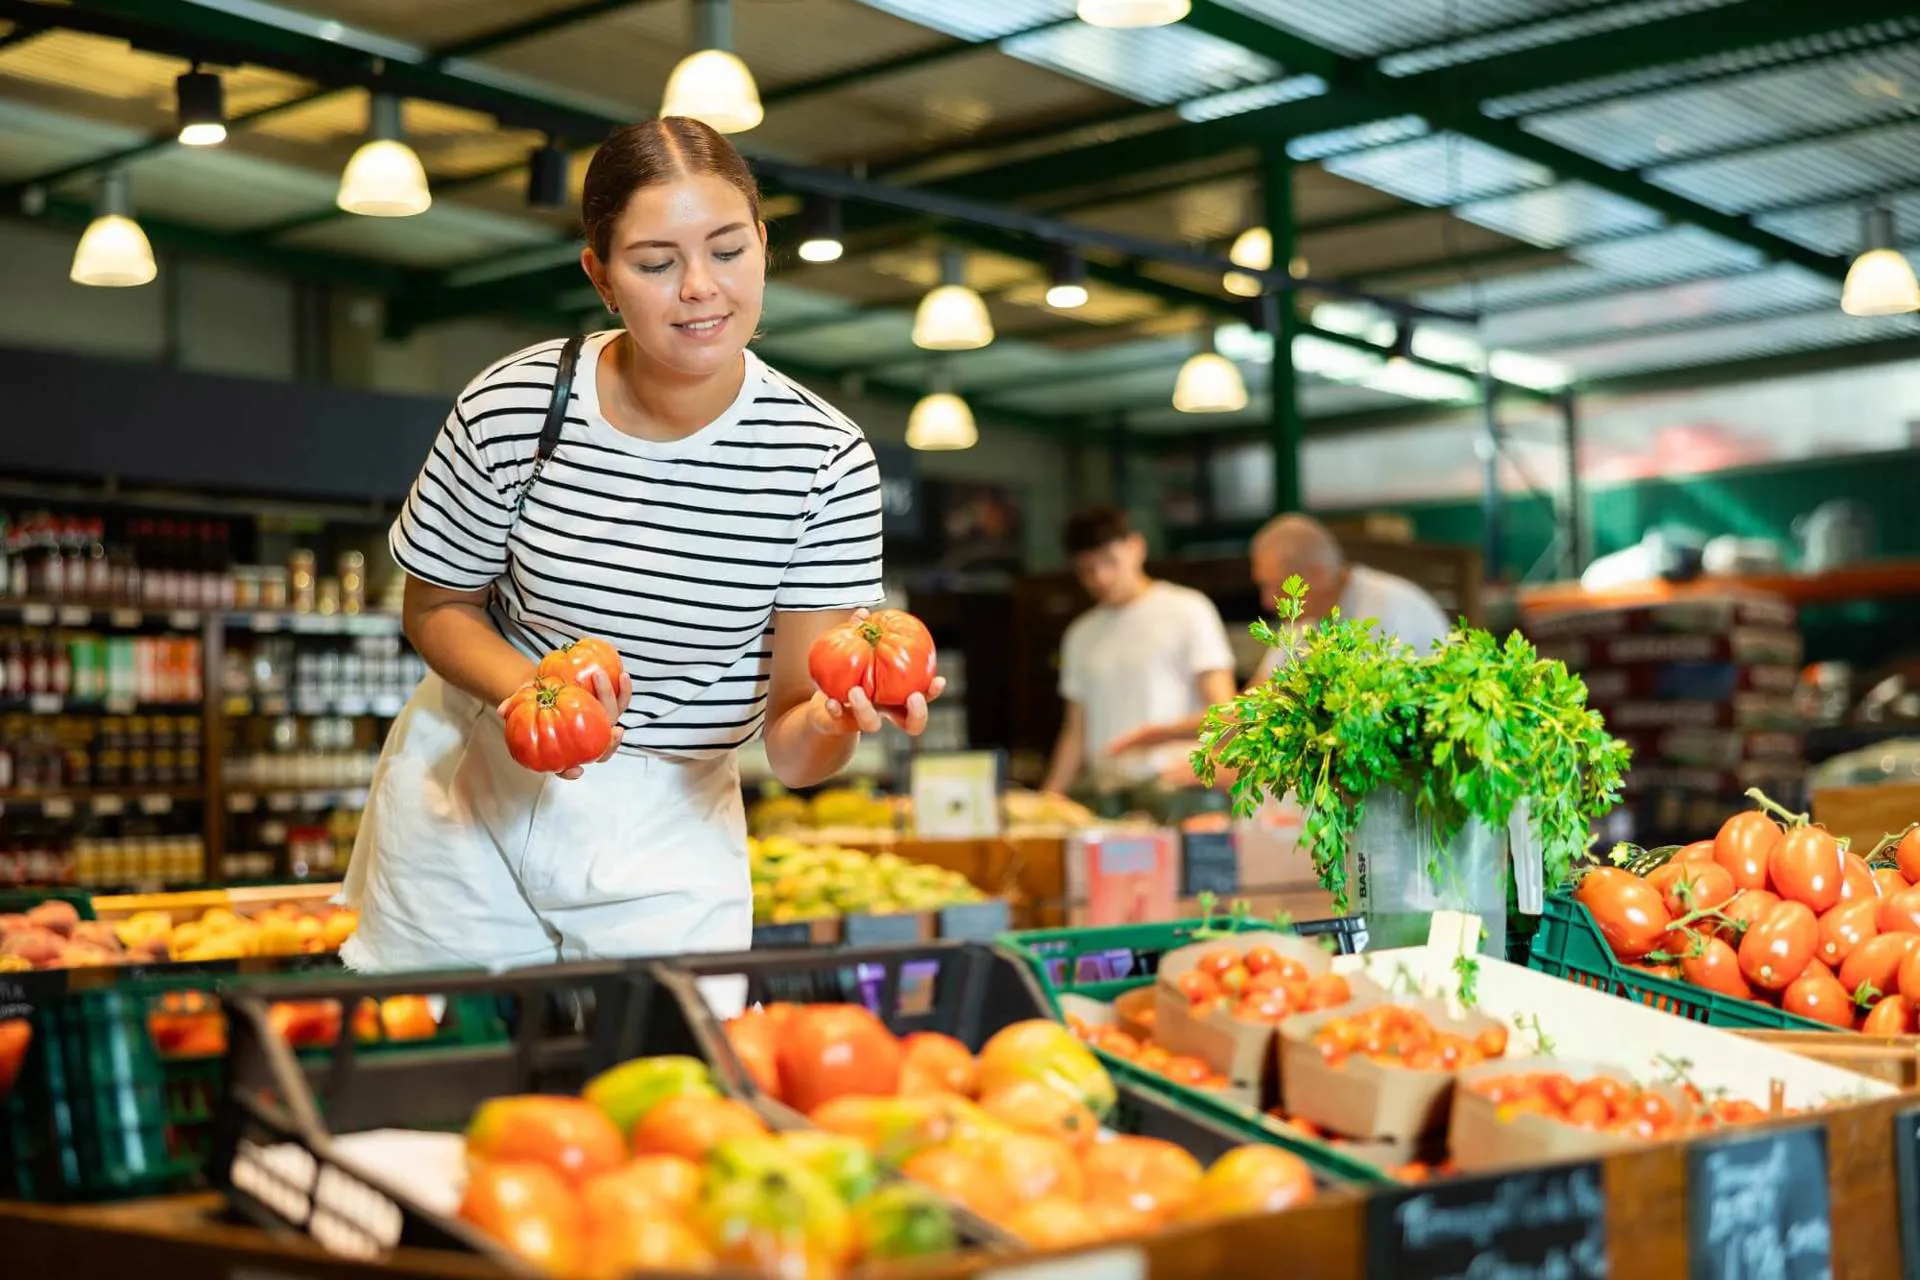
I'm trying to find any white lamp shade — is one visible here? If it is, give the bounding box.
[912,283,995,350]
[1221,271,1263,297]
[1173,351,1248,414]
[906,392,978,450]
[337,138,432,217]
[1077,0,1190,27]
[1229,225,1272,270]
[1841,247,1920,317]
[661,49,764,134]
[798,237,843,263]
[178,122,227,147]
[1045,282,1089,309]
[70,213,156,287]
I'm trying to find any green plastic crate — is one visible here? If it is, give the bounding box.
[1526,893,1834,1032]
[1000,914,1366,1010]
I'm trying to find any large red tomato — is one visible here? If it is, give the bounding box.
[807,611,937,709]
[1572,867,1671,960]
[1770,826,1844,912]
[460,1161,586,1274]
[502,677,614,773]
[536,636,623,692]
[777,1005,904,1115]
[466,1096,626,1185]
[1738,900,1818,991]
[1714,811,1781,891]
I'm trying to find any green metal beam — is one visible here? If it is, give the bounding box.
[763,16,1076,106]
[1264,142,1303,514]
[1346,243,1565,290]
[240,157,531,243]
[430,0,660,60]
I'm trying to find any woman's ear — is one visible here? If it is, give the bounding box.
[579,245,613,309]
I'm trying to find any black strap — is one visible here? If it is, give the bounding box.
[513,333,585,520]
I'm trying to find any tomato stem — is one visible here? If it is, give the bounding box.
[1866,823,1919,862]
[1743,787,1807,828]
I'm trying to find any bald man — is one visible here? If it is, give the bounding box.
[1105,514,1450,775]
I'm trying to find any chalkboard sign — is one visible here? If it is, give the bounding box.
[1896,1106,1920,1280]
[1367,1161,1606,1280]
[1687,1124,1832,1280]
[751,922,815,950]
[937,899,1010,941]
[842,912,926,946]
[1180,831,1240,898]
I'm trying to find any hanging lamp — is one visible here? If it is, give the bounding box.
[1077,0,1191,28]
[662,0,763,134]
[70,169,156,288]
[907,363,978,450]
[337,93,431,217]
[1223,224,1270,297]
[1173,329,1247,414]
[1841,206,1920,317]
[913,249,994,350]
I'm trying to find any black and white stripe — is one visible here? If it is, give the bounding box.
[390,333,884,757]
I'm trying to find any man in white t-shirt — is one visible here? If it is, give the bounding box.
[1041,506,1237,806]
[1108,513,1452,782]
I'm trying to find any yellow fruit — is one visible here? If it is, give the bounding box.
[321,911,358,950]
[199,908,243,933]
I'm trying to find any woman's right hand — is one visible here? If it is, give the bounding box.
[498,667,630,780]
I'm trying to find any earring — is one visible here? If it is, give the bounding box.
[605,299,619,314]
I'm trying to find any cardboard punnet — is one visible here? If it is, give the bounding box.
[1447,1057,1693,1173]
[1277,994,1507,1142]
[1151,930,1343,1109]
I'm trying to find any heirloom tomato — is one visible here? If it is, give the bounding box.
[536,636,623,692]
[807,609,937,708]
[502,677,614,773]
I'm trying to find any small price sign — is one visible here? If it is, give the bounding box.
[842,912,925,946]
[140,794,174,815]
[57,606,90,626]
[89,794,125,816]
[936,899,1009,941]
[1687,1124,1831,1280]
[21,604,52,625]
[1898,1107,1920,1280]
[750,922,813,950]
[1368,1161,1606,1280]
[108,609,141,629]
[1179,830,1239,898]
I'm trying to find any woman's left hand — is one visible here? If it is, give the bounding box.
[806,677,947,738]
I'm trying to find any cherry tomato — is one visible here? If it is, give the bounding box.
[1217,964,1252,996]
[1631,1091,1676,1128]
[1814,898,1878,969]
[501,677,615,773]
[1197,949,1239,979]
[1738,900,1818,991]
[1838,851,1880,902]
[806,609,937,709]
[1242,945,1280,975]
[1680,934,1753,999]
[1302,973,1352,1012]
[1769,826,1844,912]
[1782,966,1855,1029]
[1573,867,1673,960]
[1713,811,1781,891]
[1880,888,1920,936]
[1565,1095,1610,1130]
[1176,970,1218,1004]
[1839,930,1917,1000]
[1863,993,1915,1036]
[535,636,623,692]
[1899,827,1920,886]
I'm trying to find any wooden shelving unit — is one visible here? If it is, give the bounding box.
[1511,557,1920,618]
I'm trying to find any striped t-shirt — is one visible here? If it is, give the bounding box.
[389,332,885,757]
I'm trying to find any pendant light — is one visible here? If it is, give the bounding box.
[913,249,994,351]
[1078,0,1191,28]
[662,0,763,135]
[1223,224,1270,297]
[337,93,431,217]
[1386,320,1416,369]
[70,169,156,288]
[1045,248,1088,310]
[797,197,844,263]
[175,66,226,147]
[1841,206,1920,317]
[907,365,978,451]
[1173,332,1247,414]
[526,140,570,209]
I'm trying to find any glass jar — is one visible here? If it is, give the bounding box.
[338,551,366,614]
[288,551,317,614]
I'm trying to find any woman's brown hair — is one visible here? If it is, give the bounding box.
[580,117,762,261]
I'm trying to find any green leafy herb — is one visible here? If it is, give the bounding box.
[1514,1011,1556,1056]
[1452,954,1481,1007]
[1193,576,1630,913]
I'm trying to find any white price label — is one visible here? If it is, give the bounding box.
[57,606,90,626]
[139,794,174,815]
[27,694,60,715]
[42,797,74,819]
[301,792,330,811]
[336,696,368,717]
[21,604,52,625]
[267,793,296,813]
[90,795,124,816]
[252,613,281,633]
[260,698,289,717]
[291,614,332,634]
[104,696,134,715]
[981,1249,1144,1280]
[169,611,199,630]
[109,609,141,628]
[371,696,403,718]
[227,793,258,813]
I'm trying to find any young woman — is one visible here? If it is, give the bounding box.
[340,117,939,972]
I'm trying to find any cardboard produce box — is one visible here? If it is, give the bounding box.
[1277,995,1506,1143]
[1448,1057,1692,1174]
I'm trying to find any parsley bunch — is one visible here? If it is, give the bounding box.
[1193,576,1629,913]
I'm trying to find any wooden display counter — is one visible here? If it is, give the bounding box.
[7,1090,1915,1279]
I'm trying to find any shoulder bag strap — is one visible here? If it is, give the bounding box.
[512,333,586,521]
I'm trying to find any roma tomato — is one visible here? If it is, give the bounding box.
[1676,839,1719,864]
[1815,899,1878,969]
[1879,866,1914,899]
[1717,888,1780,942]
[778,1004,903,1115]
[535,636,623,692]
[1839,931,1918,999]
[1782,967,1855,1029]
[1838,851,1880,902]
[1864,994,1915,1035]
[501,678,614,773]
[1899,827,1920,885]
[1573,867,1672,960]
[1648,861,1735,919]
[1714,811,1781,891]
[1737,900,1818,991]
[806,610,937,709]
[1898,945,1920,1005]
[1770,826,1844,912]
[1679,934,1752,999]
[1879,888,1920,936]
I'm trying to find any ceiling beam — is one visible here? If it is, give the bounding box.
[429,0,662,61]
[762,16,1076,107]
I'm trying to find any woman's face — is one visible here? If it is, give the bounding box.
[584,172,766,381]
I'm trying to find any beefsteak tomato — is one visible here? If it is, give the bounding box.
[807,610,937,709]
[536,636,623,692]
[777,1004,903,1115]
[502,677,614,773]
